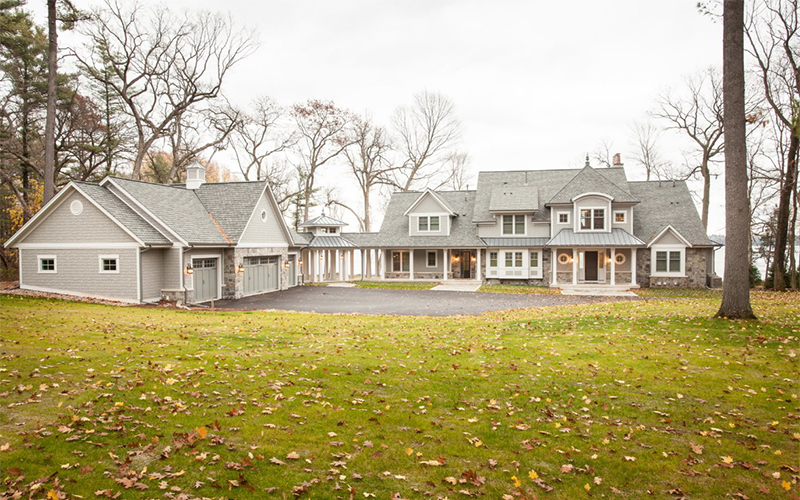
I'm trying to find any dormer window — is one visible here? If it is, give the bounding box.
[579,208,605,231]
[501,215,525,235]
[418,216,440,232]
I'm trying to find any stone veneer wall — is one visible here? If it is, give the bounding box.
[222,247,290,300]
[638,248,708,289]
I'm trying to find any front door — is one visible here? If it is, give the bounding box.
[460,251,472,279]
[193,258,218,302]
[584,251,598,281]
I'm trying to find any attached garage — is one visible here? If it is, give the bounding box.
[243,256,280,296]
[193,258,219,302]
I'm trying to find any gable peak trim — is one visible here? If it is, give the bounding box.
[648,225,693,248]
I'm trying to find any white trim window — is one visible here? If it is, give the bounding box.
[557,211,570,224]
[501,215,525,235]
[504,251,523,268]
[529,250,542,278]
[579,208,605,231]
[426,250,437,267]
[392,251,410,272]
[38,255,57,273]
[652,248,684,276]
[418,216,440,232]
[99,255,120,274]
[613,210,627,223]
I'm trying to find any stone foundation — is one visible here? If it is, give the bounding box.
[614,272,632,284]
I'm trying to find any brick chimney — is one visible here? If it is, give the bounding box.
[612,153,623,166]
[185,161,206,189]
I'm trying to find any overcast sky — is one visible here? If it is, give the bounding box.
[33,0,727,233]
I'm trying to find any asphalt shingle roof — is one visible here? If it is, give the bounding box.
[370,191,485,248]
[547,166,638,204]
[473,169,581,223]
[74,182,171,245]
[195,181,266,242]
[110,178,229,244]
[546,228,645,247]
[489,185,538,212]
[629,180,716,246]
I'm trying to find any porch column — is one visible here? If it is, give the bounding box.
[551,249,557,284]
[409,249,415,280]
[572,248,578,285]
[632,248,637,285]
[444,249,449,281]
[326,250,331,281]
[334,249,340,281]
[361,249,366,280]
[341,250,348,281]
[380,250,386,280]
[476,249,482,281]
[349,249,355,281]
[610,248,616,285]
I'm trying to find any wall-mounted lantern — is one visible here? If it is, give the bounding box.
[454,255,460,262]
[471,255,476,262]
[237,264,245,273]
[185,264,194,275]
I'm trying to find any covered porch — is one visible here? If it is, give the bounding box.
[550,247,640,288]
[379,248,483,281]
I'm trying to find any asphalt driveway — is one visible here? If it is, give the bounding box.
[213,286,635,316]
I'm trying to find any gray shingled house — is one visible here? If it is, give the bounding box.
[5,163,304,303]
[295,161,721,290]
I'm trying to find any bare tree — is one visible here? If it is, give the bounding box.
[73,0,258,180]
[592,138,615,168]
[745,0,799,291]
[652,68,725,230]
[291,99,354,221]
[390,91,460,191]
[340,116,394,231]
[166,103,239,182]
[231,96,295,181]
[630,122,673,180]
[441,151,472,190]
[717,0,755,319]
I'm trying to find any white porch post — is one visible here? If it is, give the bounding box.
[380,250,386,280]
[349,250,355,281]
[551,249,557,284]
[476,249,482,281]
[360,249,366,280]
[632,248,637,285]
[342,250,348,281]
[610,248,616,285]
[572,248,578,285]
[444,249,449,281]
[326,250,331,281]
[409,249,415,280]
[334,249,340,281]
[311,250,317,282]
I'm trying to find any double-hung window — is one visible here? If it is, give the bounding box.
[426,251,437,267]
[654,250,682,275]
[504,251,523,267]
[502,215,525,235]
[418,216,440,232]
[579,208,605,231]
[489,252,498,267]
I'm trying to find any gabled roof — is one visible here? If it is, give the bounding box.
[403,189,456,216]
[647,225,693,248]
[547,165,638,205]
[489,185,538,212]
[546,228,645,247]
[629,180,716,247]
[299,213,348,227]
[74,183,171,245]
[373,190,484,248]
[108,177,230,245]
[195,181,268,242]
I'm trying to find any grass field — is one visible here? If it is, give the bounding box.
[0,292,798,499]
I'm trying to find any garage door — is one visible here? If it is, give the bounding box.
[244,256,279,295]
[193,258,218,302]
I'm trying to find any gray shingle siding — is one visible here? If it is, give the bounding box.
[20,247,138,301]
[238,191,289,245]
[75,183,171,244]
[23,192,137,245]
[140,249,164,301]
[195,182,268,241]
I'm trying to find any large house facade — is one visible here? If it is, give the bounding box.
[296,162,721,290]
[5,160,720,304]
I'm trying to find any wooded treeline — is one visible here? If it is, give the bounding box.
[0,0,797,290]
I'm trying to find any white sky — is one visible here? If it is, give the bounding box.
[32,0,727,234]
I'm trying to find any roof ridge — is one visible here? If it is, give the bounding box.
[109,176,188,190]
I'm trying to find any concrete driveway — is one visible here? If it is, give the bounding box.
[213,286,635,316]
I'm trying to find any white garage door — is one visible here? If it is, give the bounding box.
[244,256,279,295]
[193,258,218,302]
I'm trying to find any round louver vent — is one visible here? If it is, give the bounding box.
[70,200,83,215]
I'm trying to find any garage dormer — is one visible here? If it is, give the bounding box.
[404,189,455,236]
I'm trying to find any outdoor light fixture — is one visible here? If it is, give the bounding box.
[185,264,194,275]
[471,256,476,262]
[454,256,460,262]
[283,260,290,268]
[237,264,245,273]
[299,260,304,266]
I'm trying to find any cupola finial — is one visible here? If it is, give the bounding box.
[585,154,590,168]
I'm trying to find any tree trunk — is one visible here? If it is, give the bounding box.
[44,0,57,204]
[701,154,711,230]
[716,0,755,319]
[363,188,371,232]
[790,165,798,289]
[772,133,798,291]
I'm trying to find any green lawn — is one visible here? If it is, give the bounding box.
[351,280,438,290]
[0,293,797,499]
[478,284,561,295]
